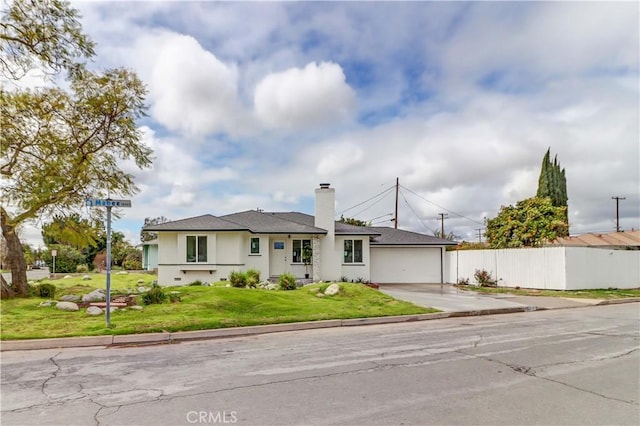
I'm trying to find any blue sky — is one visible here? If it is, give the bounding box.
[19,1,640,246]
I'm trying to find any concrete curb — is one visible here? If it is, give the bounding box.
[596,297,640,305]
[1,300,638,352]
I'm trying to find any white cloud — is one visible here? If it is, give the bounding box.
[143,33,247,136]
[254,62,356,130]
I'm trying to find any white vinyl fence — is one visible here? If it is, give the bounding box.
[446,247,640,290]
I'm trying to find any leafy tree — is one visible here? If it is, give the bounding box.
[433,230,459,241]
[485,197,569,248]
[41,214,103,248]
[0,0,95,80]
[140,216,170,242]
[1,1,152,298]
[338,215,370,227]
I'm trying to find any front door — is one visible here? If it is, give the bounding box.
[269,240,287,276]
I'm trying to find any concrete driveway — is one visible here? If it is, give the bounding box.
[379,283,597,312]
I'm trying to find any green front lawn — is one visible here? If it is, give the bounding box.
[456,285,640,299]
[1,275,437,340]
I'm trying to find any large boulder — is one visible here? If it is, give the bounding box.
[324,283,340,296]
[86,306,103,316]
[60,294,80,302]
[82,289,105,303]
[56,301,79,311]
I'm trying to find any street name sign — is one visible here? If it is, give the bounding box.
[85,198,132,208]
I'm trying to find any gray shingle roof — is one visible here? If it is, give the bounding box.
[221,211,326,234]
[270,212,380,236]
[368,226,458,246]
[142,214,247,232]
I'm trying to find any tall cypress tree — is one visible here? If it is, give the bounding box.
[536,148,568,233]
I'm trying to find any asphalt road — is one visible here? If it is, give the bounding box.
[1,304,638,426]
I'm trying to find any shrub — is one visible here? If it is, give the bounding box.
[457,277,470,286]
[474,269,497,287]
[36,283,57,299]
[245,269,260,288]
[339,275,349,283]
[42,245,85,273]
[229,271,247,288]
[123,258,142,270]
[278,273,297,291]
[188,280,203,286]
[168,292,181,303]
[76,264,89,273]
[141,284,166,305]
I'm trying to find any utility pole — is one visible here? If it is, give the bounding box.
[612,196,626,232]
[438,213,448,237]
[394,177,399,229]
[476,228,483,243]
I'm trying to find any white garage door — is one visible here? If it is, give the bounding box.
[370,247,442,283]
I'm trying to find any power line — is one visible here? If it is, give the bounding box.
[364,213,394,223]
[351,190,393,218]
[338,184,395,215]
[400,185,485,226]
[399,188,437,234]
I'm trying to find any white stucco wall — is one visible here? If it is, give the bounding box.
[371,246,442,283]
[337,236,370,282]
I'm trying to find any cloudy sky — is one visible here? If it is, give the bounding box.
[22,1,640,246]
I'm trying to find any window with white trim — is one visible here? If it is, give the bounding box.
[250,237,260,254]
[186,236,207,263]
[343,239,363,263]
[292,239,311,263]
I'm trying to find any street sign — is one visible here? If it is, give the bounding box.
[85,198,132,208]
[84,197,132,327]
[51,249,57,257]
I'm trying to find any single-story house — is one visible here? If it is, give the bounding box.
[144,184,456,286]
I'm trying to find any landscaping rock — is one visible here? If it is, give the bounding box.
[56,301,79,311]
[86,306,103,316]
[63,275,73,279]
[82,289,105,303]
[81,275,92,281]
[109,307,118,313]
[315,293,325,298]
[324,283,340,296]
[60,294,80,302]
[38,300,55,307]
[129,305,143,311]
[116,271,128,275]
[137,286,149,293]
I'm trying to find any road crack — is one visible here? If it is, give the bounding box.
[41,352,62,397]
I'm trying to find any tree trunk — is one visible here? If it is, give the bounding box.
[0,210,28,297]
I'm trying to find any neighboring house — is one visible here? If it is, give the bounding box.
[548,230,640,250]
[144,184,456,286]
[141,239,159,271]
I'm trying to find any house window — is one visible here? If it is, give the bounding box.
[292,239,311,263]
[186,236,207,263]
[250,237,260,254]
[344,239,363,263]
